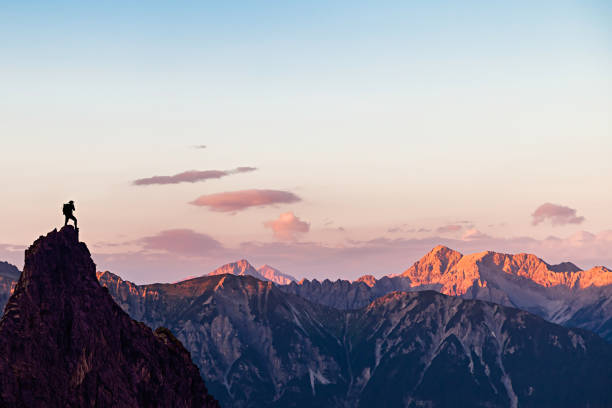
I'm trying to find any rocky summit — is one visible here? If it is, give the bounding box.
[0,226,219,407]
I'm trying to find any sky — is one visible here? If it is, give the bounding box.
[1,1,611,283]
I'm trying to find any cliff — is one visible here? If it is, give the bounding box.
[0,226,219,407]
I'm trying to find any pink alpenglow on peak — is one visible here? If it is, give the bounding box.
[208,259,258,277]
[257,265,296,285]
[532,202,585,226]
[356,275,377,287]
[206,260,296,284]
[190,189,301,212]
[264,212,310,241]
[400,245,612,296]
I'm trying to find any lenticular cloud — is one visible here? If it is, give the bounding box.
[133,167,256,186]
[190,189,301,212]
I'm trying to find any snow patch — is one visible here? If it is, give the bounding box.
[308,368,330,396]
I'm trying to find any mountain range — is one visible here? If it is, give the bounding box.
[98,269,612,407]
[283,245,612,342]
[3,240,612,406]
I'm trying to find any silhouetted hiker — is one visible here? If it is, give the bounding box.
[62,200,77,228]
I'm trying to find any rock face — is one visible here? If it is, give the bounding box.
[282,246,612,341]
[0,226,219,408]
[100,272,612,408]
[401,245,612,292]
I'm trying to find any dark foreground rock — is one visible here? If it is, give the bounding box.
[0,226,219,408]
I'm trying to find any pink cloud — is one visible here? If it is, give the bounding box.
[133,167,256,186]
[139,229,224,256]
[264,212,310,241]
[190,189,301,212]
[531,202,585,226]
[387,224,415,234]
[462,229,492,241]
[91,229,612,284]
[436,224,463,233]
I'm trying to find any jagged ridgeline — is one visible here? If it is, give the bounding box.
[100,271,612,408]
[0,227,219,407]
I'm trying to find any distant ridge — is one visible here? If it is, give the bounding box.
[0,262,19,315]
[0,261,19,280]
[206,259,296,284]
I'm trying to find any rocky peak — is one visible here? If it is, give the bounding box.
[0,226,218,407]
[549,261,581,273]
[257,264,296,285]
[209,259,258,277]
[356,274,377,287]
[400,245,464,284]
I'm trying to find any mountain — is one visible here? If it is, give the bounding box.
[0,261,19,315]
[0,226,219,407]
[206,259,296,285]
[0,261,19,280]
[282,246,612,341]
[99,271,612,408]
[400,245,611,292]
[257,264,296,284]
[208,259,259,277]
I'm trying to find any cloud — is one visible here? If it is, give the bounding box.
[139,229,224,256]
[92,228,612,284]
[436,224,463,233]
[387,224,415,234]
[532,203,585,226]
[190,189,301,212]
[462,229,492,241]
[264,212,310,241]
[133,167,256,186]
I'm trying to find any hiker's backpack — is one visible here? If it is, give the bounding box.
[62,203,71,216]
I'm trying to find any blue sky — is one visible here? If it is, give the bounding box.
[1,1,611,282]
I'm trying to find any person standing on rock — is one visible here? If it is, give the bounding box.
[62,200,77,228]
